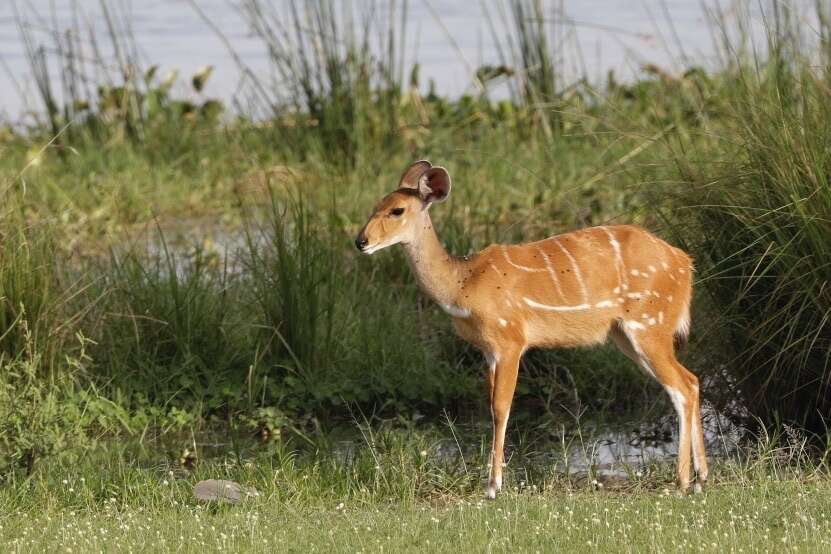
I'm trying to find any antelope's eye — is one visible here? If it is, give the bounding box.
[390,207,405,217]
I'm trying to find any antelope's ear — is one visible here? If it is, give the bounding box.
[417,166,451,203]
[399,160,432,189]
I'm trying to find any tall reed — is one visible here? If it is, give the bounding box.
[668,4,831,433]
[13,0,225,152]
[234,0,409,164]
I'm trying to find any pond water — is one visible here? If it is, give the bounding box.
[0,0,812,123]
[184,403,744,485]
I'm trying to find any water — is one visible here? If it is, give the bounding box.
[319,403,743,484]
[0,0,811,124]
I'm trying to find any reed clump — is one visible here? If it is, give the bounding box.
[0,1,829,447]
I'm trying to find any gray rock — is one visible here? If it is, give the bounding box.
[192,479,258,504]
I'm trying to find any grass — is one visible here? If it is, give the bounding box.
[0,3,830,551]
[1,110,668,425]
[1,427,830,553]
[0,0,830,524]
[6,482,831,552]
[662,7,831,432]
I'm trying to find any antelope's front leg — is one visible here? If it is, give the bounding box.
[486,347,522,499]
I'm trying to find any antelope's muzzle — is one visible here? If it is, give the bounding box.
[354,232,369,252]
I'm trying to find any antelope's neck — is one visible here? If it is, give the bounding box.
[402,215,463,309]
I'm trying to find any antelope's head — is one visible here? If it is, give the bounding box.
[355,160,451,254]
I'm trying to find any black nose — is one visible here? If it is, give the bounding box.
[355,234,369,251]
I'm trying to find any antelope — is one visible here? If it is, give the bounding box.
[355,161,708,498]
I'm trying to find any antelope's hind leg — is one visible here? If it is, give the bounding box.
[685,362,708,492]
[611,326,706,493]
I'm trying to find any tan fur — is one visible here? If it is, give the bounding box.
[357,162,709,497]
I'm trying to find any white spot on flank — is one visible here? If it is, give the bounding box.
[679,268,687,274]
[498,318,508,327]
[658,311,664,324]
[648,265,657,273]
[653,291,661,298]
[648,318,657,326]
[662,261,669,270]
[622,284,629,291]
[613,286,621,294]
[523,297,590,312]
[630,269,640,276]
[641,313,649,319]
[667,295,674,302]
[617,297,625,303]
[443,304,471,318]
[595,300,615,308]
[626,293,642,299]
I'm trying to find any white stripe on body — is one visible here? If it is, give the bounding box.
[550,237,588,302]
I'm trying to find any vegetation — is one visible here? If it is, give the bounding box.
[0,8,829,550]
[1,427,830,553]
[667,8,831,432]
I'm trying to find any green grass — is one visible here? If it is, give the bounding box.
[5,482,831,553]
[1,108,669,425]
[3,3,831,551]
[1,429,830,553]
[661,9,831,432]
[1,0,830,483]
